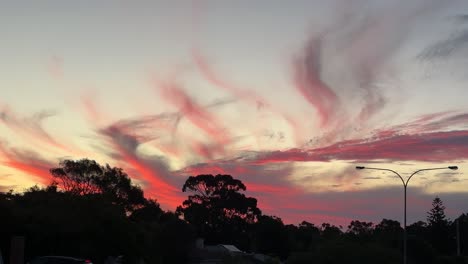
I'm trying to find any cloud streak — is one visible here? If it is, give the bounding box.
[0,106,69,152]
[420,29,468,60]
[292,0,454,131]
[100,124,183,208]
[293,33,339,127]
[0,142,54,185]
[158,79,231,149]
[252,129,468,164]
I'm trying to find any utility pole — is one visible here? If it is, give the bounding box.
[457,218,461,257]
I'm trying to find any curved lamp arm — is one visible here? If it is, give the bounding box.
[356,166,405,186]
[356,166,458,187]
[406,167,458,186]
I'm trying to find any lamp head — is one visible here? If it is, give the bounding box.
[356,166,365,170]
[448,166,458,170]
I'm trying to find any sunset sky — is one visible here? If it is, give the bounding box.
[1,0,468,226]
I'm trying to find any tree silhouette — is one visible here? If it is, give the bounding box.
[427,197,452,255]
[454,213,468,257]
[427,197,450,227]
[290,221,321,252]
[176,174,261,244]
[1,159,195,264]
[375,219,402,233]
[374,219,402,249]
[50,159,146,211]
[129,199,163,223]
[2,160,466,264]
[252,215,289,259]
[50,159,102,195]
[320,223,342,240]
[347,220,374,236]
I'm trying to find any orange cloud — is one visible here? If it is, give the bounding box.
[0,143,54,185]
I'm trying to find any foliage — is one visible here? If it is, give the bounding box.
[320,222,343,240]
[347,220,374,241]
[1,159,192,264]
[427,197,453,255]
[374,219,403,249]
[427,197,450,227]
[1,162,467,264]
[252,215,289,259]
[176,174,261,245]
[285,221,321,252]
[456,214,468,257]
[49,159,103,195]
[50,159,146,212]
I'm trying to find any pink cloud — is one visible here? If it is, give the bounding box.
[100,125,184,209]
[293,34,340,128]
[193,49,306,145]
[158,79,231,148]
[0,106,70,153]
[252,129,468,164]
[192,49,269,109]
[0,143,54,185]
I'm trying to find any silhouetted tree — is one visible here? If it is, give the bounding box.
[158,212,195,264]
[374,218,403,249]
[405,221,438,264]
[2,185,139,263]
[347,220,374,240]
[3,160,467,264]
[287,221,321,252]
[427,197,453,255]
[454,213,468,257]
[407,221,427,236]
[50,159,103,195]
[252,215,289,259]
[427,197,450,227]
[320,223,342,240]
[129,199,163,223]
[176,174,261,245]
[94,165,146,210]
[0,160,178,264]
[50,159,146,212]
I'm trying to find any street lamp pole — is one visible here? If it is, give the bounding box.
[355,166,458,264]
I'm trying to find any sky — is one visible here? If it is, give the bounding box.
[1,0,468,226]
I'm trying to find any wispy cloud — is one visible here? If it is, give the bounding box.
[252,129,468,164]
[0,142,54,185]
[0,106,69,152]
[292,0,454,133]
[293,32,340,128]
[157,79,231,149]
[419,29,468,60]
[100,124,183,208]
[363,176,382,180]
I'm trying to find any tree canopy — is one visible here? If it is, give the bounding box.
[1,161,467,264]
[427,196,450,227]
[176,174,261,244]
[50,159,146,212]
[426,197,453,255]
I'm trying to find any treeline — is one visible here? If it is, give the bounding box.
[0,159,467,264]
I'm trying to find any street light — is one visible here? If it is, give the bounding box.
[355,165,458,264]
